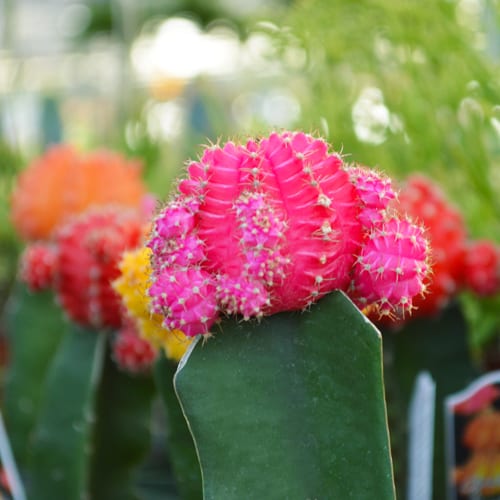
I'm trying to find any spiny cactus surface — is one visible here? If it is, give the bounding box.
[147,131,431,336]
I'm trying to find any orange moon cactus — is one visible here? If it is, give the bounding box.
[11,145,147,241]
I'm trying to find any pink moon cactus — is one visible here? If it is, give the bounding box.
[147,131,430,336]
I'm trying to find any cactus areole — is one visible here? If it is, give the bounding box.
[147,131,430,336]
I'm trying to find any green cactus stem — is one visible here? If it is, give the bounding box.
[89,344,156,500]
[2,283,66,468]
[28,324,105,500]
[173,291,396,499]
[155,356,203,500]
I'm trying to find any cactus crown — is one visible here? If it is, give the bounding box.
[147,131,431,336]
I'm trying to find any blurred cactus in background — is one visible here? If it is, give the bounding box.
[10,146,147,242]
[2,145,172,499]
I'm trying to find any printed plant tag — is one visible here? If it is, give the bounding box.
[445,371,500,500]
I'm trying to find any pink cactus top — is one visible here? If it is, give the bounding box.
[147,131,430,336]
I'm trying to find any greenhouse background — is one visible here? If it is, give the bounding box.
[0,0,499,499]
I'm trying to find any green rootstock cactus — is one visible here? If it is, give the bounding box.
[171,291,396,499]
[29,324,105,499]
[147,131,430,499]
[3,284,66,468]
[155,358,202,500]
[27,325,158,500]
[4,286,157,500]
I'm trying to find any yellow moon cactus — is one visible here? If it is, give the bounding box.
[113,247,192,362]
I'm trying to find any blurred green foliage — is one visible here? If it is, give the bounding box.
[80,0,268,43]
[288,0,500,349]
[0,142,23,306]
[289,0,499,227]
[82,0,236,39]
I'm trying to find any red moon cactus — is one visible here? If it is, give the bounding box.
[55,208,144,328]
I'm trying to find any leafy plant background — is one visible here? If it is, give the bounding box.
[286,0,500,351]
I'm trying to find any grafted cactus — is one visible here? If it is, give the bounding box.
[146,131,432,499]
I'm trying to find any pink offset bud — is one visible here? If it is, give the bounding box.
[234,191,288,286]
[352,218,429,316]
[347,165,396,228]
[216,275,270,320]
[154,199,198,239]
[148,198,204,270]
